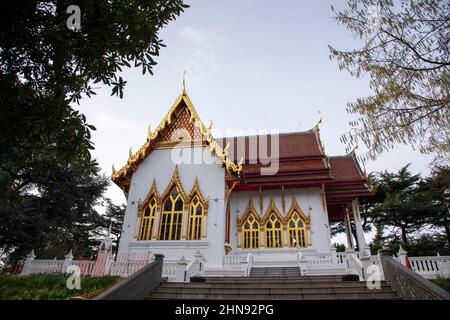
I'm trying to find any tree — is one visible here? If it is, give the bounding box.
[370,164,445,244]
[421,166,450,247]
[329,0,449,161]
[98,200,126,256]
[0,1,188,262]
[0,164,109,262]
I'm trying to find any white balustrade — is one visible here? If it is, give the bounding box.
[409,256,450,279]
[223,254,246,268]
[161,262,177,279]
[26,259,64,274]
[302,252,333,265]
[72,260,95,275]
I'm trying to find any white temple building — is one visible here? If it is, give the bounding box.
[112,85,373,277]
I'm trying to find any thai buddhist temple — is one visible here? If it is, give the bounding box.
[112,83,373,276]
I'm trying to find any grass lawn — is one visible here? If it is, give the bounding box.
[432,277,450,293]
[0,274,120,300]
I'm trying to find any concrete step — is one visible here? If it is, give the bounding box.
[146,291,401,300]
[153,286,395,295]
[159,282,391,290]
[250,267,301,277]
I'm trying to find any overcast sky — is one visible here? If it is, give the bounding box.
[76,0,435,219]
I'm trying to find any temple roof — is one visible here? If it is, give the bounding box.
[111,89,372,203]
[329,155,365,182]
[111,91,242,195]
[217,131,324,162]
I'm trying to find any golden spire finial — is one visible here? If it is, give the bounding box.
[112,164,116,175]
[182,71,186,95]
[128,147,133,161]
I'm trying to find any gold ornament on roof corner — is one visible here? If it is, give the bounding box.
[349,142,359,155]
[112,164,116,175]
[223,142,230,157]
[314,111,323,129]
[128,147,133,162]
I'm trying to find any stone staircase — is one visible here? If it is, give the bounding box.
[250,266,301,277]
[146,270,401,300]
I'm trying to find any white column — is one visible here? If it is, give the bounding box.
[352,198,369,255]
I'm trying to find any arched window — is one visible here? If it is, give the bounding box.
[243,214,260,249]
[265,213,283,248]
[288,211,306,247]
[188,194,205,240]
[138,197,157,240]
[159,187,184,240]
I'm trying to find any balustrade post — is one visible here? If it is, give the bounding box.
[62,250,74,273]
[176,256,188,282]
[397,245,408,267]
[21,250,36,275]
[330,246,337,264]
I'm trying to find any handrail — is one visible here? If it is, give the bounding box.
[345,253,364,280]
[94,254,164,300]
[241,253,254,277]
[380,251,450,300]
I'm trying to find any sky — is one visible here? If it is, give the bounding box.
[76,0,435,234]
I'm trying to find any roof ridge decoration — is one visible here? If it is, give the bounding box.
[262,198,284,223]
[311,111,329,167]
[112,89,243,185]
[347,143,366,180]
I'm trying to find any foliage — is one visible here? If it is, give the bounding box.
[0,164,109,262]
[0,274,119,300]
[333,243,346,252]
[97,200,126,256]
[0,0,189,103]
[402,233,450,256]
[0,0,187,264]
[432,276,450,293]
[369,164,438,243]
[329,0,449,161]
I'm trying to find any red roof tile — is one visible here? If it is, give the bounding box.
[329,156,364,182]
[242,159,327,175]
[217,131,323,163]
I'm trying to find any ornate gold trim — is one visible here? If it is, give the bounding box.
[283,198,311,226]
[112,92,243,185]
[261,198,284,223]
[138,179,160,212]
[321,183,327,212]
[160,165,187,201]
[188,177,209,211]
[284,198,311,247]
[237,199,262,227]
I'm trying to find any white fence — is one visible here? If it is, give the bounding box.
[409,256,450,279]
[21,250,152,278]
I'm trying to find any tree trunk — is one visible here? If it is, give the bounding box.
[400,226,408,243]
[443,217,450,248]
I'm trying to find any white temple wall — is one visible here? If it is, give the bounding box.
[229,188,332,253]
[118,147,226,268]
